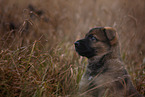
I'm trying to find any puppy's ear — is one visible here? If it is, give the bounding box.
[103,27,118,45]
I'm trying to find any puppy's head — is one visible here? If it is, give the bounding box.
[74,27,118,58]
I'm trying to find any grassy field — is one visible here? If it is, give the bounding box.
[0,0,144,97]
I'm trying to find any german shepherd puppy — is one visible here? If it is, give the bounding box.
[74,27,144,97]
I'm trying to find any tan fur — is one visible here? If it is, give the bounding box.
[76,27,144,97]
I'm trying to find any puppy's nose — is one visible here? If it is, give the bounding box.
[74,41,80,47]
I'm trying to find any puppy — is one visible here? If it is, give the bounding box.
[74,27,144,97]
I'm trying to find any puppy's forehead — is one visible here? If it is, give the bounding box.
[86,27,106,40]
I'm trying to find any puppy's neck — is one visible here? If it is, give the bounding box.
[88,52,111,64]
[88,45,121,65]
[87,53,111,76]
[88,55,103,64]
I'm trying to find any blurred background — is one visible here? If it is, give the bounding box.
[0,0,144,96]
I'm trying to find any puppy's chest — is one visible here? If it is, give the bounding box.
[84,68,107,83]
[80,70,107,93]
[80,70,111,92]
[82,63,109,86]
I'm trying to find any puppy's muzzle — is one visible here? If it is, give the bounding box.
[74,40,86,50]
[74,41,80,48]
[74,39,95,58]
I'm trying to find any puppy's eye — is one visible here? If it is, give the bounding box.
[89,36,97,41]
[91,37,96,40]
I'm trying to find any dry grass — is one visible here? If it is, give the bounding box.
[0,0,144,97]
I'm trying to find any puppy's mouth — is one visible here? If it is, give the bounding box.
[74,40,95,58]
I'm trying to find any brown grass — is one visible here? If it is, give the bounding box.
[0,0,144,96]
